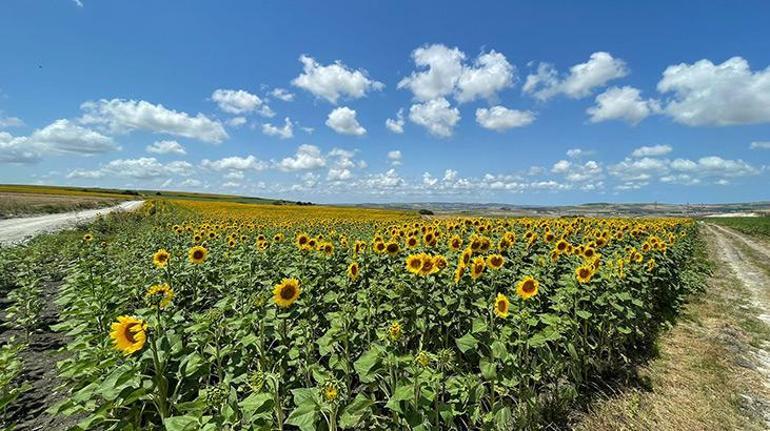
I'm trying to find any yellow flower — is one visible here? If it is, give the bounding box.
[385,241,400,256]
[145,283,175,309]
[295,233,310,249]
[470,256,485,280]
[152,249,170,268]
[576,264,594,284]
[516,276,539,300]
[347,262,360,281]
[416,351,431,367]
[322,383,339,402]
[405,254,423,274]
[109,316,147,355]
[453,264,466,284]
[487,254,504,270]
[494,293,510,318]
[448,235,462,251]
[273,278,301,308]
[83,233,93,242]
[432,255,448,271]
[418,253,437,276]
[188,245,208,264]
[388,321,402,341]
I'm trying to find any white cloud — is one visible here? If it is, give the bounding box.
[270,88,295,102]
[475,106,535,131]
[587,86,660,125]
[551,160,571,173]
[277,144,327,171]
[291,55,383,104]
[408,97,460,138]
[325,107,366,136]
[223,171,244,180]
[201,155,268,171]
[227,117,247,127]
[387,150,402,166]
[0,116,23,129]
[211,89,273,117]
[524,52,628,101]
[609,154,759,188]
[67,157,193,180]
[398,44,515,103]
[146,140,186,155]
[657,57,770,126]
[80,98,228,143]
[385,108,405,134]
[1,119,118,163]
[751,141,770,150]
[631,144,672,158]
[262,117,294,139]
[566,148,593,158]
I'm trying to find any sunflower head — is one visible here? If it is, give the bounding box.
[347,262,360,280]
[388,321,402,341]
[432,255,448,270]
[415,351,431,368]
[83,233,93,242]
[145,283,175,309]
[385,241,400,256]
[470,256,486,280]
[109,316,147,355]
[516,276,539,300]
[418,253,437,276]
[487,254,504,270]
[576,265,594,284]
[322,382,339,403]
[188,245,208,265]
[494,293,510,318]
[405,254,423,274]
[453,264,466,284]
[153,249,170,268]
[273,278,301,308]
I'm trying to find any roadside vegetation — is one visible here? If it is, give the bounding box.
[708,216,770,239]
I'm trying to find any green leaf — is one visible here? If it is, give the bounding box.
[385,384,413,414]
[339,394,374,429]
[455,333,478,354]
[494,406,513,430]
[239,392,273,420]
[353,346,382,383]
[164,415,201,431]
[480,358,497,379]
[286,403,318,431]
[491,340,507,361]
[576,310,592,320]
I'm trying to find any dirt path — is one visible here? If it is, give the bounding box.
[0,200,143,245]
[706,223,770,427]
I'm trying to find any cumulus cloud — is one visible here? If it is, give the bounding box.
[80,98,228,143]
[566,148,594,158]
[0,116,23,129]
[475,106,535,131]
[609,153,759,189]
[408,97,460,138]
[631,144,672,158]
[750,141,770,150]
[201,155,268,171]
[67,157,193,180]
[277,144,327,171]
[587,86,660,125]
[385,108,405,134]
[146,140,186,155]
[262,117,294,139]
[211,89,273,117]
[0,119,118,163]
[291,55,383,104]
[397,44,515,103]
[657,57,770,126]
[227,117,247,127]
[325,107,366,136]
[270,88,295,102]
[387,150,402,166]
[524,52,628,101]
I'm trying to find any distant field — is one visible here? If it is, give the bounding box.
[709,216,770,238]
[0,184,303,219]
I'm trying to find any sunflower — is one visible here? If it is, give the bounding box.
[373,241,386,254]
[516,276,539,300]
[295,233,310,249]
[109,316,147,355]
[188,245,208,264]
[145,283,175,309]
[347,262,360,281]
[487,254,504,270]
[575,264,594,284]
[555,239,569,254]
[406,236,419,248]
[453,264,466,284]
[320,242,334,256]
[405,254,423,274]
[494,293,510,318]
[322,382,339,402]
[448,235,462,251]
[273,278,301,308]
[415,351,431,367]
[152,249,170,268]
[470,257,486,280]
[388,321,402,341]
[432,255,448,270]
[460,247,473,266]
[83,233,93,242]
[419,253,437,276]
[385,241,400,256]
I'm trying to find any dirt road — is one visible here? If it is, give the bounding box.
[0,200,143,245]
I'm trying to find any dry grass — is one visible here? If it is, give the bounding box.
[0,192,124,219]
[572,228,769,431]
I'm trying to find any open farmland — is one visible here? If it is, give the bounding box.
[0,199,709,430]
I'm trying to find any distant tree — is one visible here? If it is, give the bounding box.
[418,209,434,215]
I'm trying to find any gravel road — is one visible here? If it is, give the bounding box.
[0,200,143,245]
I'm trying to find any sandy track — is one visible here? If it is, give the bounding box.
[0,200,143,245]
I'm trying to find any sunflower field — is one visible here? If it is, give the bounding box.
[1,199,705,430]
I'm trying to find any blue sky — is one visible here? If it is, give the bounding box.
[1,1,769,204]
